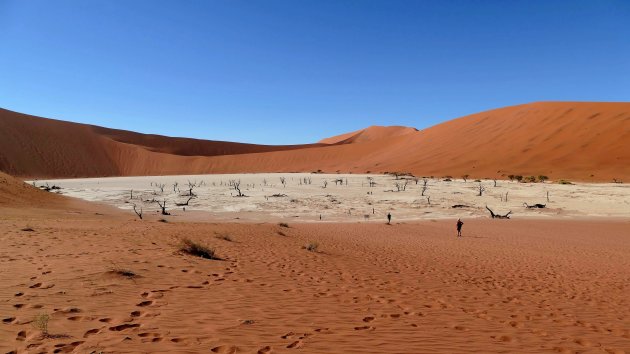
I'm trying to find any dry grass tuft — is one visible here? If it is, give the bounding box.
[303,241,319,252]
[179,238,220,260]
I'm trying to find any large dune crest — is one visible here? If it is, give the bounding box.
[1,102,629,181]
[318,125,418,145]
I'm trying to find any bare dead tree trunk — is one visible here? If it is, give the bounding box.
[523,203,546,209]
[156,199,170,215]
[176,196,194,206]
[186,180,197,196]
[478,183,486,196]
[230,180,245,197]
[486,205,511,219]
[133,204,143,220]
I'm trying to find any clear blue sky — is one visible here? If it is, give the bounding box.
[1,1,628,144]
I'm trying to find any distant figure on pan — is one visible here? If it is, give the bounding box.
[387,212,392,224]
[457,218,464,237]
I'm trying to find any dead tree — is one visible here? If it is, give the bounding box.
[173,182,179,192]
[186,180,197,197]
[130,189,134,199]
[230,179,246,197]
[334,178,343,186]
[421,178,428,196]
[462,174,469,182]
[41,183,61,192]
[493,179,498,187]
[485,205,511,219]
[477,183,486,196]
[133,204,143,220]
[156,199,170,215]
[394,180,408,192]
[322,180,328,188]
[280,177,286,188]
[176,196,194,206]
[523,203,546,209]
[367,177,376,187]
[426,196,431,205]
[156,183,166,194]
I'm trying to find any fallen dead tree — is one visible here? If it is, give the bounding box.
[176,196,194,206]
[523,203,546,209]
[451,204,470,208]
[486,205,512,219]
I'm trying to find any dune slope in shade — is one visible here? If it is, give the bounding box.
[1,101,629,181]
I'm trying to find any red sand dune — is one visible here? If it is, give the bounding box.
[1,102,629,181]
[0,171,59,207]
[318,125,418,144]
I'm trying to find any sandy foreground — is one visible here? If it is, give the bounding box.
[1,196,629,353]
[39,173,630,221]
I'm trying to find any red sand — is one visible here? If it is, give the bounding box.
[1,101,629,180]
[0,174,629,353]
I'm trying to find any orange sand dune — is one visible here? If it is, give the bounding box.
[318,125,418,144]
[0,171,63,207]
[1,102,629,181]
[0,108,324,178]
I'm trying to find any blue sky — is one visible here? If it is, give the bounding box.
[1,1,628,144]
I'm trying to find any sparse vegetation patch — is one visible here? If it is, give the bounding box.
[179,238,220,260]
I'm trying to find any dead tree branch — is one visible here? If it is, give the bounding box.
[485,205,511,219]
[133,204,143,220]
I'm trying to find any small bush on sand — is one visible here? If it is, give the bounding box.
[32,313,50,336]
[278,222,289,228]
[109,266,138,278]
[179,238,219,260]
[557,179,573,185]
[303,242,319,252]
[21,226,35,232]
[158,218,168,223]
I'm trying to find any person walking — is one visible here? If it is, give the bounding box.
[456,218,464,237]
[387,212,392,224]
